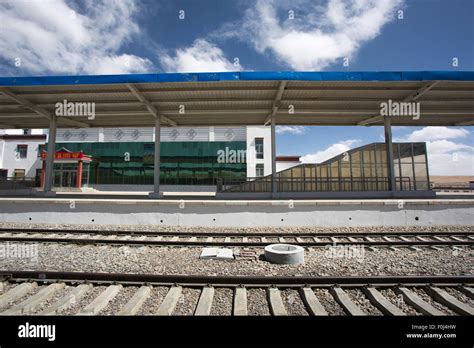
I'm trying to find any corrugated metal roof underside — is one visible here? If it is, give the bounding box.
[0,74,473,128]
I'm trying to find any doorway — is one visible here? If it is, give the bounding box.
[53,163,80,188]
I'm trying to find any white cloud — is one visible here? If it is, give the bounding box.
[426,140,473,154]
[301,139,361,163]
[276,126,307,135]
[395,126,470,142]
[427,140,473,175]
[225,0,403,70]
[159,39,240,73]
[395,127,473,175]
[428,153,474,176]
[0,0,152,74]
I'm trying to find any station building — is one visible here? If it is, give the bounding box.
[0,126,274,190]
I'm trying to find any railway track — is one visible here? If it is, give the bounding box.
[0,228,473,248]
[0,271,473,316]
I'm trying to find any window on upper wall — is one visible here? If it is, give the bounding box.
[16,145,28,159]
[256,163,264,177]
[0,169,7,179]
[255,138,264,159]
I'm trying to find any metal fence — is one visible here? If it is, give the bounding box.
[0,177,37,190]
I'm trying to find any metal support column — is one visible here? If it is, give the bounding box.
[43,115,57,194]
[271,115,277,196]
[76,160,83,189]
[150,117,161,198]
[384,116,396,192]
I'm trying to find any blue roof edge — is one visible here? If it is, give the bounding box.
[0,71,473,86]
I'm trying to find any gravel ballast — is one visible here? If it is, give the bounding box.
[0,242,470,278]
[62,286,106,315]
[100,286,137,315]
[210,288,233,316]
[345,289,383,316]
[1,222,471,316]
[1,222,472,235]
[378,288,421,315]
[312,288,345,315]
[444,287,474,309]
[281,289,309,315]
[30,285,71,314]
[173,288,200,315]
[136,287,168,315]
[247,289,271,316]
[409,288,457,315]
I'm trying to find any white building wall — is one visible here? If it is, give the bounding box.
[0,129,45,135]
[0,139,44,177]
[246,126,272,178]
[103,128,154,142]
[214,127,246,141]
[160,127,209,142]
[53,127,247,143]
[57,128,101,142]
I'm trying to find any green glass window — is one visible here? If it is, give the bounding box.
[55,141,247,186]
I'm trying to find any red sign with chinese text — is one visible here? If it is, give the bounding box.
[40,151,89,160]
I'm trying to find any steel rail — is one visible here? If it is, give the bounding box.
[1,270,473,287]
[0,227,472,238]
[0,235,472,247]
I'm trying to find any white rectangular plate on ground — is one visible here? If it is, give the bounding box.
[200,247,234,260]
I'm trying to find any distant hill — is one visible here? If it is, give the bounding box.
[431,176,474,187]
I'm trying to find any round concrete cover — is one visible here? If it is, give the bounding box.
[264,244,304,264]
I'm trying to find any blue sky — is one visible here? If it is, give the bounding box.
[0,0,473,174]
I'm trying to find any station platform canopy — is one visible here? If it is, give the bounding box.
[0,71,473,129]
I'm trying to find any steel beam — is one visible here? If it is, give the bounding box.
[149,116,161,198]
[455,120,474,126]
[43,115,57,193]
[0,87,89,128]
[271,115,277,196]
[358,81,441,126]
[384,117,396,192]
[126,84,177,126]
[264,81,287,125]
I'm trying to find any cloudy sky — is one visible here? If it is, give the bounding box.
[0,0,473,175]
